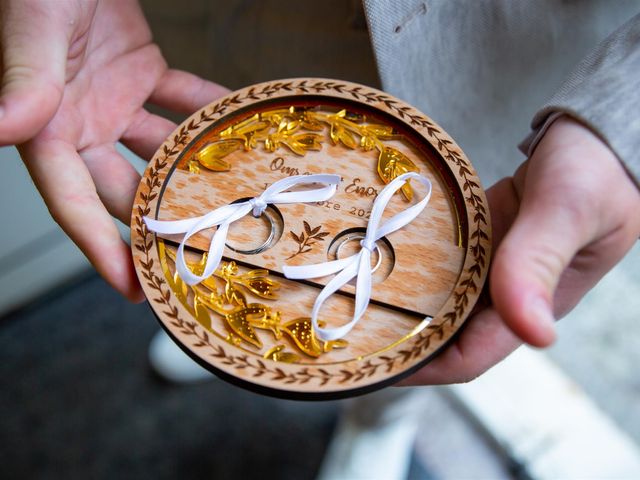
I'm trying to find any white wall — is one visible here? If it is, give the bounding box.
[0,145,145,314]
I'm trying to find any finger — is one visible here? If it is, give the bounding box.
[121,109,177,160]
[468,176,520,317]
[485,176,521,247]
[403,177,523,385]
[489,161,591,347]
[401,308,521,385]
[0,2,73,144]
[148,69,230,114]
[19,139,144,302]
[80,143,142,224]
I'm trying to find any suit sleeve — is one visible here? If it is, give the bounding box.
[520,12,640,189]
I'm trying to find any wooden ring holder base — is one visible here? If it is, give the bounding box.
[131,78,491,399]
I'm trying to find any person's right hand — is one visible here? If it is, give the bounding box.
[0,0,229,301]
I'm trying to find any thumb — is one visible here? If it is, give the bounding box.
[490,161,594,348]
[0,1,73,144]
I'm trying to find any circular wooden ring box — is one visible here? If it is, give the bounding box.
[131,78,491,399]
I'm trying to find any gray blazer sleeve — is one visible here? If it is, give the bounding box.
[520,13,640,189]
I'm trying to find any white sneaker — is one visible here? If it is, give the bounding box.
[316,388,424,480]
[148,329,214,383]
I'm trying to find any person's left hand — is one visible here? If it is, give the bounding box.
[404,116,640,385]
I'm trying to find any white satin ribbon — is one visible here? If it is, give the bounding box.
[283,172,432,341]
[144,174,341,286]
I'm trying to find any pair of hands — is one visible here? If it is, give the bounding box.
[2,0,639,384]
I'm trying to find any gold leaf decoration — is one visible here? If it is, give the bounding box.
[224,114,270,145]
[330,124,358,149]
[193,296,212,329]
[162,251,347,360]
[185,103,420,201]
[188,159,200,174]
[362,123,395,138]
[263,121,323,156]
[222,304,265,349]
[281,317,323,357]
[215,262,280,300]
[263,345,300,363]
[194,140,242,171]
[242,276,280,300]
[287,132,323,155]
[280,318,348,358]
[377,146,420,201]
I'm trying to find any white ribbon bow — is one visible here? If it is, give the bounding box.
[144,174,341,286]
[283,172,432,341]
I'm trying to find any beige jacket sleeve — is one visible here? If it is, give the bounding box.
[520,13,640,188]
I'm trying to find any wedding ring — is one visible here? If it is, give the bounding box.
[226,206,278,255]
[335,234,383,273]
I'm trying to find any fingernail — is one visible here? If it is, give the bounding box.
[529,296,557,344]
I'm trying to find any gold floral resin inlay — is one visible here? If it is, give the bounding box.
[155,104,450,363]
[189,106,420,200]
[160,243,347,362]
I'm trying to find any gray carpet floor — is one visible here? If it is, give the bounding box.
[0,273,343,479]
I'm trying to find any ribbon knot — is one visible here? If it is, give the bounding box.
[283,172,432,341]
[360,238,376,253]
[144,174,341,286]
[249,197,268,217]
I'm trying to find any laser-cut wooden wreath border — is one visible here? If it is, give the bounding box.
[131,78,491,399]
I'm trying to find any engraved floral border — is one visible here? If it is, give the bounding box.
[131,79,490,389]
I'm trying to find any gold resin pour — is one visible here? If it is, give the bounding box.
[188,106,420,201]
[161,244,347,362]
